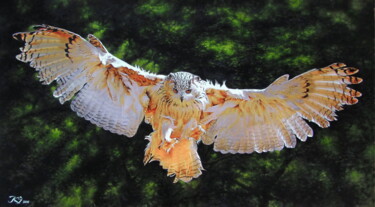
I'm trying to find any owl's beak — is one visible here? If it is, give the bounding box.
[180,96,184,102]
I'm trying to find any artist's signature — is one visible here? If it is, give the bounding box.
[8,196,30,205]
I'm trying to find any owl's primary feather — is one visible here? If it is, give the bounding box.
[202,63,362,154]
[13,25,362,183]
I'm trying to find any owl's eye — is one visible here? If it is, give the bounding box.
[185,89,192,94]
[173,88,178,94]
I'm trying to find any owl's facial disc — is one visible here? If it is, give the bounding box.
[165,72,201,103]
[172,86,194,102]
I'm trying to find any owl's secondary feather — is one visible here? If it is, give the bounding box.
[14,25,362,183]
[202,63,362,154]
[13,25,165,137]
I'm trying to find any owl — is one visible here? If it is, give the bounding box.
[13,25,362,183]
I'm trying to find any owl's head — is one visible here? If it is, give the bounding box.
[163,72,203,104]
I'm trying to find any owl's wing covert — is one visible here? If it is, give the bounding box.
[202,63,362,153]
[13,25,165,137]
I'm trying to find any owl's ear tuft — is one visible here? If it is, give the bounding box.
[166,74,173,80]
[192,75,201,84]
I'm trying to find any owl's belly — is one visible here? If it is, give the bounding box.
[167,106,201,138]
[147,100,204,140]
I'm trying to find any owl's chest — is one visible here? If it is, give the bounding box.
[146,96,201,128]
[162,101,201,124]
[160,101,203,140]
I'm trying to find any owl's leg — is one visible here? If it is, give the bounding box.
[180,119,197,139]
[148,136,204,183]
[160,116,178,153]
[143,126,203,182]
[162,122,174,143]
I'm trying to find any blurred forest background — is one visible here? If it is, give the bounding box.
[0,0,373,206]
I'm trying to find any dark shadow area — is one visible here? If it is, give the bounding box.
[0,0,373,206]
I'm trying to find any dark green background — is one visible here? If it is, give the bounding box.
[0,0,373,206]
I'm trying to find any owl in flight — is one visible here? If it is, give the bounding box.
[13,25,362,183]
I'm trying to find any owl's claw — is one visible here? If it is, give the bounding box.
[159,138,179,153]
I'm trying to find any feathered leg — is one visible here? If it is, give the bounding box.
[144,128,203,183]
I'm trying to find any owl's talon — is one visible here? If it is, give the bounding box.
[198,125,206,133]
[166,139,179,153]
[160,138,179,153]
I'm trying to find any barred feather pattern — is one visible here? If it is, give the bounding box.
[203,63,362,154]
[143,78,206,182]
[13,25,164,137]
[144,134,203,183]
[14,25,363,183]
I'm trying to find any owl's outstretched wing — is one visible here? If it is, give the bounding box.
[13,25,165,137]
[202,63,362,153]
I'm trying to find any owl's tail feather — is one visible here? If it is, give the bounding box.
[144,135,203,183]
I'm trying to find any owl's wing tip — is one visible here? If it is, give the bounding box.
[33,24,51,30]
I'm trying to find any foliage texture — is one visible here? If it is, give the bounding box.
[0,0,373,206]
